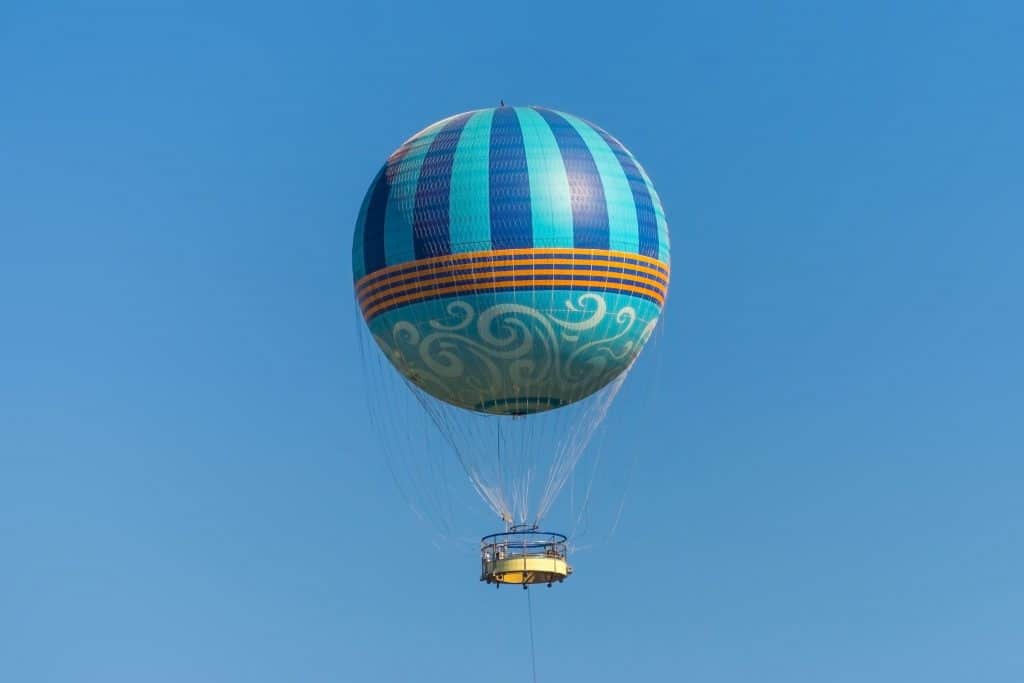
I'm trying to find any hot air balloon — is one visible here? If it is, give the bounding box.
[353,105,669,586]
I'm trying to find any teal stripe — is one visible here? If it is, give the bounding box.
[383,128,443,266]
[447,110,494,253]
[561,113,640,255]
[634,161,670,264]
[352,170,376,281]
[515,107,574,249]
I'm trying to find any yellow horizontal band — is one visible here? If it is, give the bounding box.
[356,256,669,299]
[355,247,670,294]
[358,266,667,312]
[361,276,665,320]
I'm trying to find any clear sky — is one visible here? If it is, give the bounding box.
[2,1,1022,681]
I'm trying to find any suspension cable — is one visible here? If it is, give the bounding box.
[526,587,538,683]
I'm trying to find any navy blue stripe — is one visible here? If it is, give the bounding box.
[356,250,669,290]
[592,127,659,258]
[361,166,390,276]
[365,285,663,321]
[358,264,668,302]
[412,114,473,259]
[533,108,610,250]
[489,108,532,249]
[363,273,666,308]
[362,139,421,276]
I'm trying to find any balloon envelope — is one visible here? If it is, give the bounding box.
[354,106,669,415]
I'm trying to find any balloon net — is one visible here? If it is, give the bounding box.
[355,303,668,553]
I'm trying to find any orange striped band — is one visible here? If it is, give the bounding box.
[355,247,669,296]
[356,248,670,321]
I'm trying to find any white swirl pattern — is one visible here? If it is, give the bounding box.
[372,293,659,414]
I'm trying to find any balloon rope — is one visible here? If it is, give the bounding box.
[526,588,538,683]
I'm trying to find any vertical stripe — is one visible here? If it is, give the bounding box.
[489,107,532,249]
[412,113,473,259]
[632,158,670,264]
[653,191,670,264]
[588,125,660,259]
[560,112,639,254]
[532,107,610,250]
[360,166,390,277]
[448,110,494,253]
[352,165,381,281]
[400,111,470,148]
[382,129,442,267]
[515,107,574,249]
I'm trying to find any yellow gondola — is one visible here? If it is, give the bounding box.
[480,527,572,588]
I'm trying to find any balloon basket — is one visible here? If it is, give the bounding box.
[480,526,572,587]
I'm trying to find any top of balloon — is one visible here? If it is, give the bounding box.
[353,105,669,283]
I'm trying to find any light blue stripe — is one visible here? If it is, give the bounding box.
[634,160,670,264]
[515,107,574,249]
[448,110,494,253]
[654,199,670,264]
[560,113,640,255]
[383,129,442,266]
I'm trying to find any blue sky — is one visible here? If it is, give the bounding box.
[2,1,1022,681]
